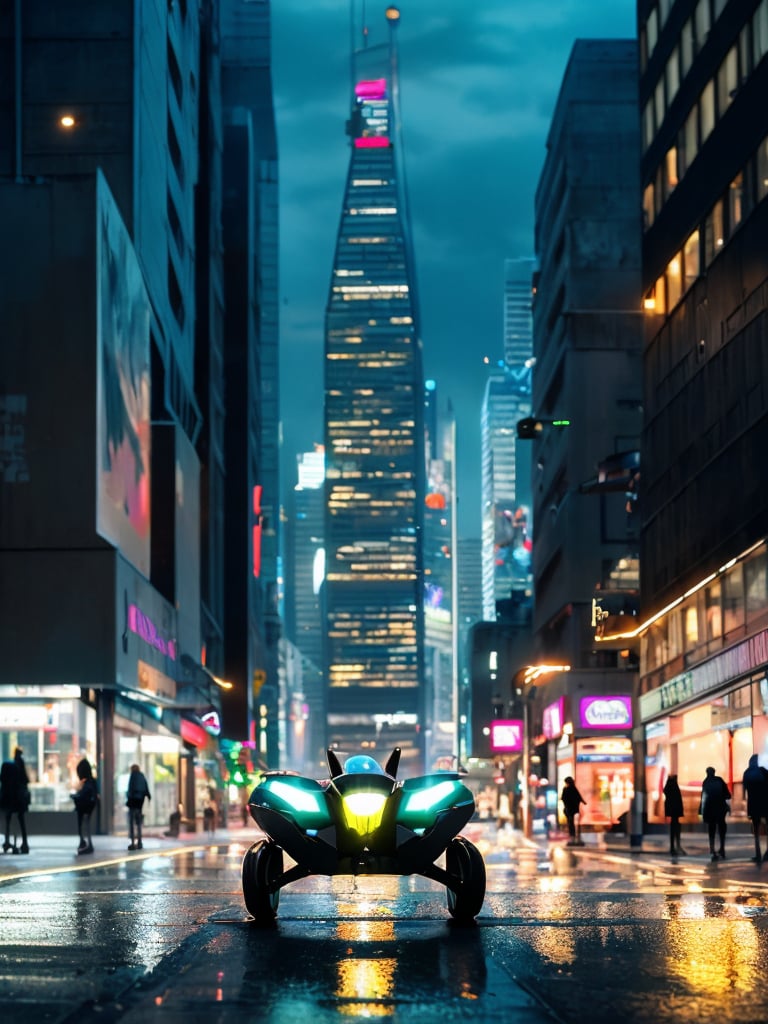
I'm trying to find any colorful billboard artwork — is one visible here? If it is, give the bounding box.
[490,719,524,753]
[579,695,633,730]
[96,172,151,577]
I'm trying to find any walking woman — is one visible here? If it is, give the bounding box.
[72,758,98,855]
[663,773,685,857]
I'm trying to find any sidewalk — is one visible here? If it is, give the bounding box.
[0,828,249,882]
[530,827,768,882]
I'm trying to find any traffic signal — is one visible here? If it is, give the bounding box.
[516,417,571,440]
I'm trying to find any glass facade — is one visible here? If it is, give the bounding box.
[323,67,425,767]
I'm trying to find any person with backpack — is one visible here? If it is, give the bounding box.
[126,763,151,850]
[71,757,98,855]
[699,765,731,862]
[1,746,31,854]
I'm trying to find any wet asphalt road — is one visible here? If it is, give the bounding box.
[1,827,768,1023]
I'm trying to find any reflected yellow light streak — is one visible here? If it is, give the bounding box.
[665,920,759,996]
[335,957,397,1016]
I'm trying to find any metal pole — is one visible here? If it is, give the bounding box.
[523,695,531,838]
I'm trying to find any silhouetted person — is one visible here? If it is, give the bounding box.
[72,758,98,855]
[663,774,686,857]
[561,776,586,846]
[126,763,151,850]
[699,766,730,861]
[1,747,30,854]
[742,754,768,864]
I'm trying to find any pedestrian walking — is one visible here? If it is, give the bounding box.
[663,773,686,857]
[699,765,730,861]
[496,791,512,832]
[126,763,151,850]
[71,758,98,855]
[1,746,31,854]
[742,753,768,864]
[561,776,586,846]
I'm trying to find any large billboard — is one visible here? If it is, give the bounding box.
[96,172,151,577]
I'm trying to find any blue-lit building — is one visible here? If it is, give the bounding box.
[323,13,425,770]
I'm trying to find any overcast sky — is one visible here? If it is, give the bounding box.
[272,0,637,537]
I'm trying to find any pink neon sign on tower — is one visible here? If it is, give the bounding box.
[355,78,387,100]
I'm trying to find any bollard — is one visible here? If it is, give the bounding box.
[630,792,645,848]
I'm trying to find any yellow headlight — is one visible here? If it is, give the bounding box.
[341,791,387,834]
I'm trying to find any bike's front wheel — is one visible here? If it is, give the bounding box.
[445,836,486,922]
[242,839,283,925]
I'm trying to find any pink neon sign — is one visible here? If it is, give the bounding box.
[542,697,565,738]
[354,136,390,148]
[127,604,177,660]
[490,719,523,753]
[355,78,387,100]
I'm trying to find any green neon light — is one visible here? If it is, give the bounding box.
[402,780,457,813]
[267,779,323,813]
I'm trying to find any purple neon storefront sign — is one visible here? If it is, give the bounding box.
[579,695,632,730]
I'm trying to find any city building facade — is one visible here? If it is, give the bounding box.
[528,39,643,830]
[0,0,279,832]
[220,0,281,768]
[629,0,768,826]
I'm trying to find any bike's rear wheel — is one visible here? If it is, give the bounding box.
[445,836,486,922]
[242,839,283,925]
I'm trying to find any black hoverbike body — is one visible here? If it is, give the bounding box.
[242,747,485,925]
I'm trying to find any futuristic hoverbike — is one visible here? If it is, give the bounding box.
[242,747,486,925]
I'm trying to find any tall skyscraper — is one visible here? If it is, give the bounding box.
[323,9,425,768]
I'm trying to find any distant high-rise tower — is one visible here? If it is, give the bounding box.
[323,9,425,768]
[480,258,535,620]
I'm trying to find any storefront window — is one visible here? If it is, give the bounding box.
[114,722,179,833]
[562,737,634,830]
[0,695,96,812]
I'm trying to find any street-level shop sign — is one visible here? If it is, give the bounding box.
[579,695,632,730]
[639,626,768,722]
